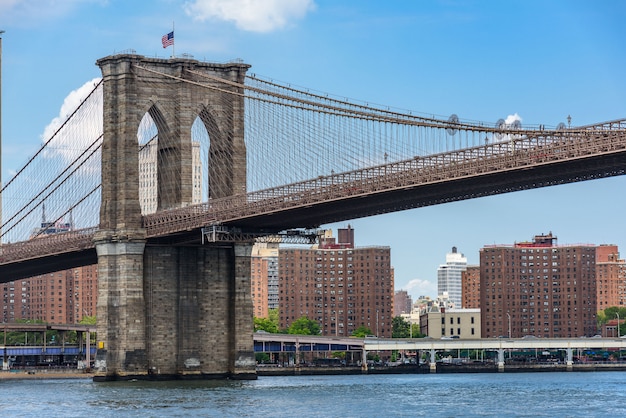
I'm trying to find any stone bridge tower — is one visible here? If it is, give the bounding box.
[93,54,254,380]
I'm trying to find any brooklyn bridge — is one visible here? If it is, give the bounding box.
[1,53,625,380]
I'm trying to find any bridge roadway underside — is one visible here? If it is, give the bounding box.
[0,248,98,283]
[1,150,625,282]
[221,150,626,232]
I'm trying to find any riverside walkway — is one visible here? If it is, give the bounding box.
[253,333,626,372]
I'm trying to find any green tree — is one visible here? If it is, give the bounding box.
[254,308,280,333]
[601,307,626,335]
[287,316,320,335]
[410,323,425,338]
[351,325,373,337]
[79,315,97,325]
[391,316,425,338]
[255,353,271,363]
[268,308,279,326]
[254,316,279,333]
[392,316,410,338]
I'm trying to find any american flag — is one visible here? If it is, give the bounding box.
[162,31,174,48]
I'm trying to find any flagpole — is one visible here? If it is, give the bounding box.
[172,21,175,58]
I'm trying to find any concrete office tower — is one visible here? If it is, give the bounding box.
[138,140,202,215]
[437,247,467,308]
[480,233,597,338]
[279,227,394,337]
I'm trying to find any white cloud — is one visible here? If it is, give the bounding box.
[184,0,316,33]
[404,278,437,300]
[505,113,522,125]
[41,78,102,165]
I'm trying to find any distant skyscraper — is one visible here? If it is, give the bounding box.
[394,290,412,316]
[138,140,202,214]
[437,247,467,308]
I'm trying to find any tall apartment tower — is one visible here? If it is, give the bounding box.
[462,265,481,309]
[480,233,597,338]
[394,290,413,316]
[437,247,467,308]
[251,242,280,318]
[279,227,394,337]
[138,140,202,214]
[596,245,626,310]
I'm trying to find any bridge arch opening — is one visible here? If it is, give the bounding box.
[136,104,235,214]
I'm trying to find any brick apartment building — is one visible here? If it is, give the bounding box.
[394,290,412,316]
[2,216,98,324]
[279,226,394,337]
[462,265,480,309]
[480,233,597,338]
[595,244,626,311]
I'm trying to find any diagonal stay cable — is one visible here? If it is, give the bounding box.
[0,79,103,194]
[1,137,102,240]
[30,184,101,240]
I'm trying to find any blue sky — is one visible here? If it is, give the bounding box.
[1,0,625,300]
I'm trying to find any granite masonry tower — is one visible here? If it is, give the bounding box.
[93,54,254,380]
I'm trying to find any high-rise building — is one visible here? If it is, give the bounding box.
[462,265,481,309]
[480,233,597,338]
[596,245,626,310]
[138,140,202,214]
[251,242,279,318]
[1,280,28,322]
[437,247,467,308]
[394,290,412,316]
[279,226,394,337]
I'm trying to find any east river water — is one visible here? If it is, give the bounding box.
[1,372,626,417]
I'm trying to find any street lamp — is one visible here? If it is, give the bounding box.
[507,312,511,338]
[376,309,379,337]
[617,313,620,338]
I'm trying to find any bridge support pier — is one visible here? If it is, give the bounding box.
[497,349,505,372]
[362,348,368,372]
[429,349,437,373]
[93,238,255,381]
[566,348,574,371]
[93,234,149,380]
